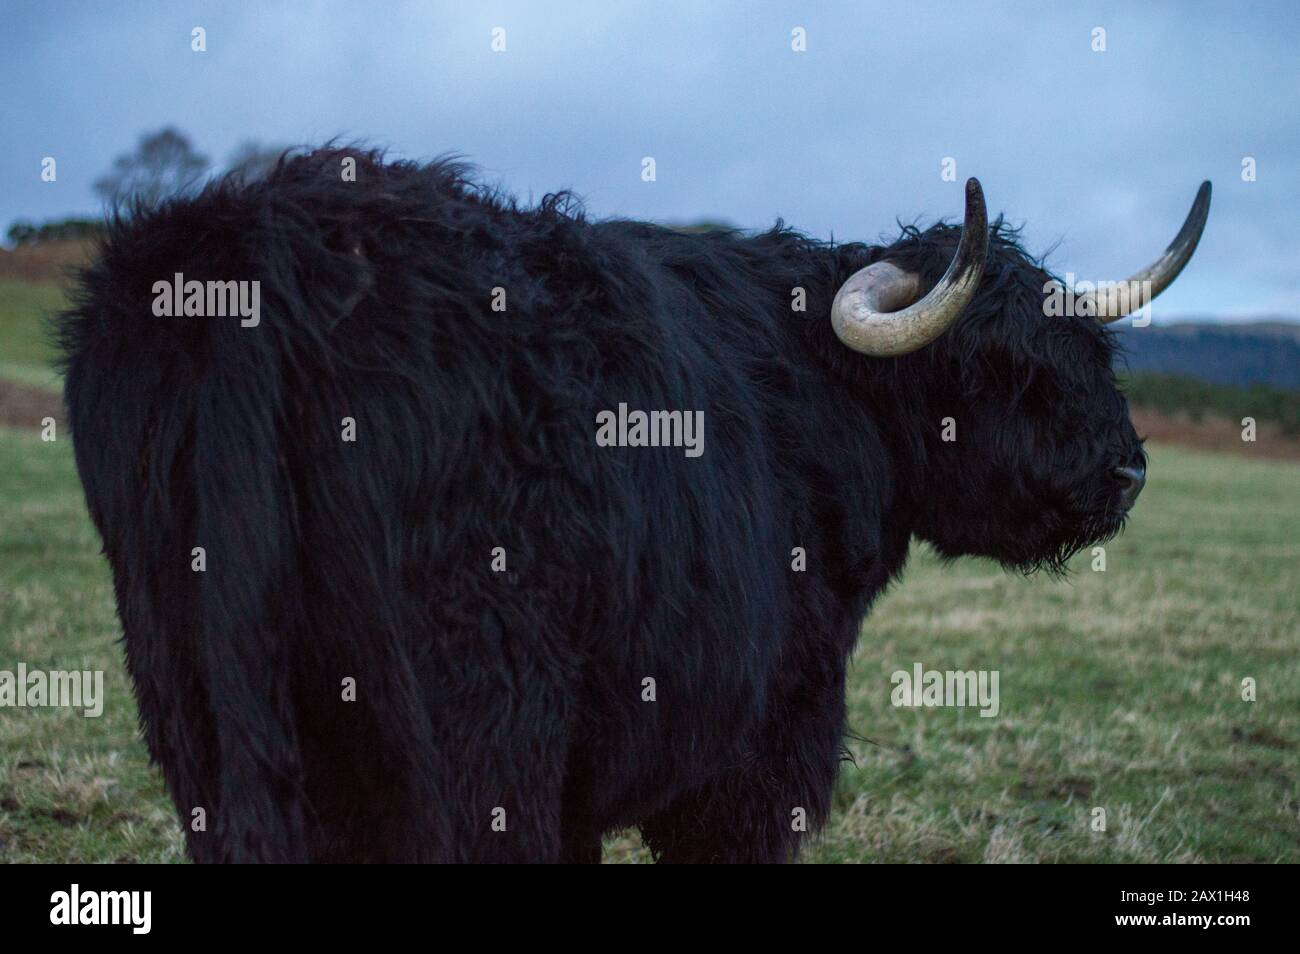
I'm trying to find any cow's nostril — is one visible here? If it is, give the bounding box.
[1113,464,1146,509]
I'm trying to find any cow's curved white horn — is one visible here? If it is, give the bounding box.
[1078,181,1212,323]
[831,177,989,357]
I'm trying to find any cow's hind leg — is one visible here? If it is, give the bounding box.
[424,595,579,863]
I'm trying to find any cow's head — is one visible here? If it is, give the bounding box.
[834,179,1210,572]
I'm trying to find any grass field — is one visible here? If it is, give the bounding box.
[0,280,66,392]
[0,283,1297,863]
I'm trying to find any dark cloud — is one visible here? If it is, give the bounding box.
[3,0,1295,317]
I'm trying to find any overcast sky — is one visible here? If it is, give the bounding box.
[3,1,1296,319]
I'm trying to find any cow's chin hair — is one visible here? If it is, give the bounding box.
[997,508,1129,577]
[982,459,1138,575]
[926,501,1129,577]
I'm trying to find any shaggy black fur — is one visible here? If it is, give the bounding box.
[57,149,1145,862]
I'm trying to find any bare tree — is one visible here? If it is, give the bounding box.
[226,141,294,182]
[93,127,210,207]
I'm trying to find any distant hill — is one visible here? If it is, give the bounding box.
[1114,320,1300,392]
[0,238,95,284]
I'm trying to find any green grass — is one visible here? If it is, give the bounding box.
[0,426,183,861]
[808,447,1300,863]
[1,426,1296,863]
[0,280,66,391]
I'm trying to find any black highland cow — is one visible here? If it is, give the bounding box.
[58,151,1209,862]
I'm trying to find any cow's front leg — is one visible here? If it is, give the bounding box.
[638,671,847,863]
